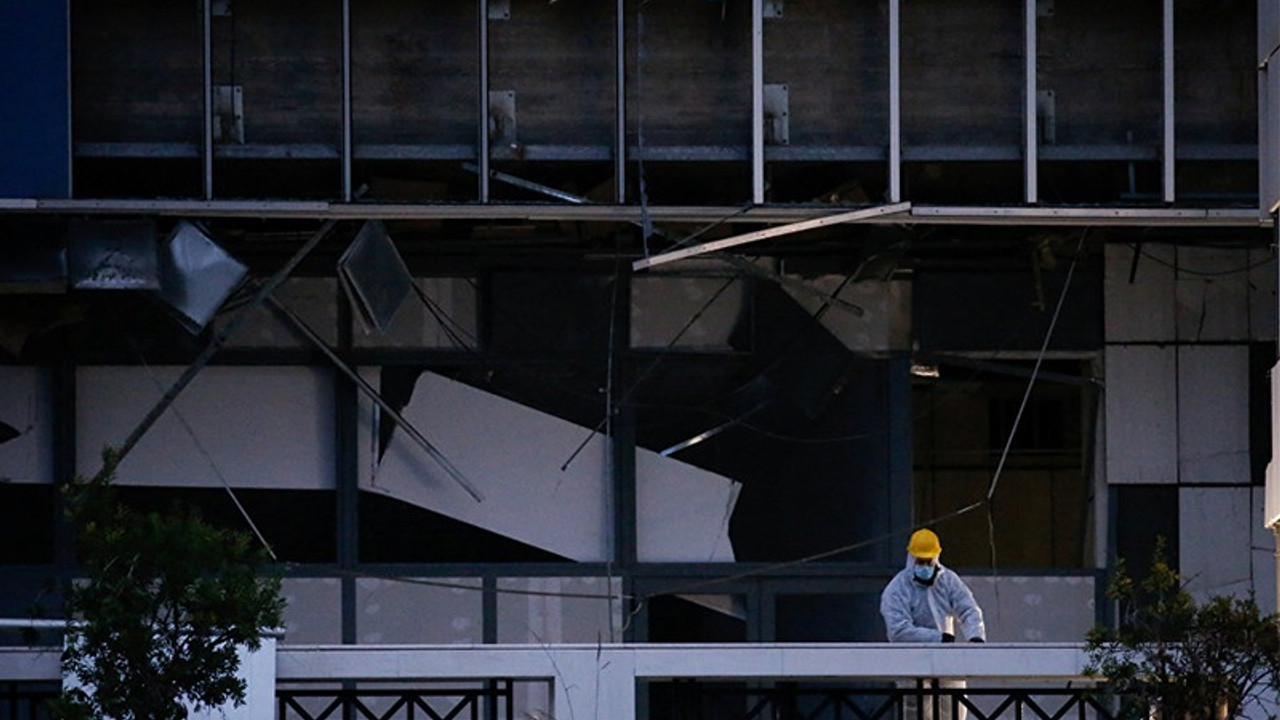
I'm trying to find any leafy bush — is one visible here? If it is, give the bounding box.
[1085,539,1280,720]
[54,452,284,720]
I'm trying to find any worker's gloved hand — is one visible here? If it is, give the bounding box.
[969,638,985,643]
[941,632,955,643]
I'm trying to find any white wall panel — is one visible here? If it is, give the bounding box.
[1180,486,1253,601]
[0,365,53,484]
[356,577,482,644]
[1105,242,1175,342]
[965,575,1094,642]
[1177,345,1250,484]
[1104,345,1177,483]
[280,577,342,644]
[1175,247,1249,341]
[496,577,623,644]
[76,366,335,489]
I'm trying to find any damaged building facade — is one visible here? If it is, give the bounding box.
[2,0,1280,715]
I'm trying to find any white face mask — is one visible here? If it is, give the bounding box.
[912,563,937,583]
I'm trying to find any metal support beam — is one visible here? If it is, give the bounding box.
[888,0,901,203]
[64,0,73,197]
[3,198,1265,226]
[337,376,358,645]
[1162,0,1175,203]
[202,0,214,199]
[616,0,627,204]
[1024,0,1038,204]
[632,202,911,271]
[266,296,485,504]
[478,0,491,202]
[341,0,353,201]
[752,0,765,205]
[887,358,913,566]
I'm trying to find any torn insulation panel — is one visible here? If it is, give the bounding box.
[361,370,741,563]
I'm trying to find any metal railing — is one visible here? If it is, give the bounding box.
[0,682,59,720]
[277,682,514,720]
[651,681,1125,720]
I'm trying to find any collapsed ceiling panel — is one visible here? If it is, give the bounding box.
[362,370,740,563]
[151,221,248,334]
[637,451,740,563]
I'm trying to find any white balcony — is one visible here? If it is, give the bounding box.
[1,638,1101,720]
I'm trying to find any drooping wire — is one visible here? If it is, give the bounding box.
[978,228,1089,618]
[985,228,1088,503]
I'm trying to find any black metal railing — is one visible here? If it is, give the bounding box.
[651,682,1130,720]
[0,682,60,720]
[278,681,515,720]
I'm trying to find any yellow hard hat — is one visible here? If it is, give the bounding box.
[907,529,942,559]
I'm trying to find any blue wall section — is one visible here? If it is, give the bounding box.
[0,1,70,198]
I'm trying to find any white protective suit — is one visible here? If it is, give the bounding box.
[880,554,986,720]
[879,554,985,643]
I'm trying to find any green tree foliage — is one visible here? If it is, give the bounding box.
[54,452,284,720]
[1085,539,1280,720]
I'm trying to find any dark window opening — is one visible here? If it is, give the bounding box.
[913,360,1094,569]
[359,492,566,563]
[114,487,336,564]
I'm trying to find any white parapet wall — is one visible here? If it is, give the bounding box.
[276,642,1094,720]
[0,616,1098,720]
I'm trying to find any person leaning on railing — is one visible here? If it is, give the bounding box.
[879,529,986,720]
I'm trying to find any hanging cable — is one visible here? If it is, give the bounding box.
[985,228,1088,502]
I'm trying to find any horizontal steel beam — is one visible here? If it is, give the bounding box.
[70,142,1261,163]
[0,198,1266,228]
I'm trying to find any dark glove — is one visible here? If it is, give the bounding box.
[969,637,985,643]
[941,632,955,643]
